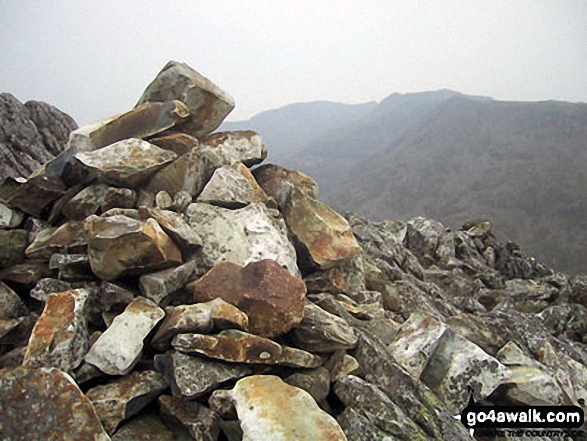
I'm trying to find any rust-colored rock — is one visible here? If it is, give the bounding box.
[187,259,306,338]
[149,132,199,155]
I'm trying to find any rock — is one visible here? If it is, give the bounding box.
[282,189,361,269]
[149,132,199,155]
[214,375,346,441]
[0,260,53,285]
[334,375,427,440]
[324,350,360,381]
[138,207,202,255]
[172,329,322,368]
[0,93,75,180]
[0,202,24,228]
[62,183,110,220]
[419,328,512,413]
[0,367,109,440]
[196,163,267,207]
[155,190,173,210]
[0,229,28,268]
[111,413,175,441]
[75,138,178,188]
[23,288,90,371]
[186,202,299,276]
[158,395,220,441]
[151,298,248,351]
[187,259,305,338]
[336,407,391,441]
[85,215,182,281]
[0,280,27,319]
[284,367,331,403]
[172,190,192,213]
[137,61,234,137]
[570,275,587,307]
[304,255,366,296]
[30,277,74,302]
[0,174,66,216]
[405,217,448,265]
[101,187,137,212]
[155,350,254,399]
[139,261,196,305]
[86,370,167,435]
[85,297,164,375]
[200,131,266,166]
[25,221,86,260]
[538,303,587,342]
[253,164,319,204]
[291,301,357,353]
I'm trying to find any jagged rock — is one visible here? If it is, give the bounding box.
[570,275,587,307]
[0,203,24,228]
[62,183,110,220]
[0,174,66,216]
[23,288,90,371]
[25,220,86,259]
[0,93,75,180]
[85,215,182,281]
[138,261,196,305]
[420,328,512,413]
[111,413,175,441]
[30,277,74,302]
[291,301,357,352]
[0,317,24,341]
[158,395,220,441]
[324,350,360,381]
[188,259,305,338]
[172,190,192,213]
[186,202,299,276]
[495,341,565,405]
[155,350,254,399]
[0,260,53,285]
[405,217,448,265]
[304,255,366,295]
[145,145,223,197]
[101,187,137,212]
[137,61,234,137]
[336,407,391,441]
[253,163,319,205]
[200,130,266,166]
[138,207,202,255]
[196,163,267,207]
[151,298,248,351]
[445,312,507,356]
[283,188,361,269]
[0,281,27,319]
[75,138,178,188]
[284,366,331,403]
[172,329,322,368]
[0,229,28,268]
[213,375,346,441]
[334,375,427,440]
[538,304,587,342]
[85,297,164,375]
[149,132,199,155]
[0,367,109,440]
[86,370,167,435]
[387,313,450,378]
[50,253,92,281]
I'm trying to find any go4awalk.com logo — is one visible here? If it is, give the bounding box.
[455,387,585,438]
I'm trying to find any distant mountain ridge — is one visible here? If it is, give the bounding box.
[224,91,587,275]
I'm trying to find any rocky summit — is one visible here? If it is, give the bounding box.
[0,61,586,441]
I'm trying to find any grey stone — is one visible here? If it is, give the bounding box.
[62,183,110,220]
[158,395,221,441]
[284,367,331,403]
[200,131,266,166]
[111,414,175,441]
[0,229,28,269]
[0,280,27,319]
[0,203,24,229]
[139,261,196,305]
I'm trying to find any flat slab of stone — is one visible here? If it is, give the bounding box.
[0,367,110,440]
[25,221,87,260]
[85,297,164,375]
[218,375,346,441]
[186,202,299,276]
[172,329,322,368]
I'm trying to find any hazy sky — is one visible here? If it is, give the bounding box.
[2,1,586,125]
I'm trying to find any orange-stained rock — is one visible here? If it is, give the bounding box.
[253,163,319,205]
[148,132,199,155]
[187,259,306,338]
[25,220,87,260]
[85,215,182,281]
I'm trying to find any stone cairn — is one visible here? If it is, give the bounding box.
[0,61,586,440]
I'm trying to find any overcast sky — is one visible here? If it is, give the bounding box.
[2,1,586,125]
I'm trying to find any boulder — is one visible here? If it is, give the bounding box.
[187,259,305,338]
[136,61,235,137]
[253,163,319,205]
[148,132,199,155]
[25,221,86,260]
[137,207,202,255]
[196,163,267,207]
[200,130,266,166]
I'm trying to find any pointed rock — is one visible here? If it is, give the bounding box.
[187,259,305,338]
[138,261,196,305]
[158,395,221,441]
[200,131,266,166]
[25,221,86,260]
[100,187,137,212]
[75,138,177,188]
[0,280,28,319]
[30,277,75,302]
[186,202,299,277]
[62,183,110,220]
[215,375,346,441]
[154,350,254,399]
[253,163,319,205]
[85,215,182,281]
[137,61,234,137]
[0,367,110,440]
[85,297,164,375]
[138,207,202,255]
[86,370,167,435]
[151,298,248,351]
[173,329,322,368]
[197,163,267,208]
[0,202,24,228]
[23,288,90,371]
[0,174,66,216]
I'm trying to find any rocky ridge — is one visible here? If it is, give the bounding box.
[0,61,586,440]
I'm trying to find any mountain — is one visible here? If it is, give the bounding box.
[225,91,587,275]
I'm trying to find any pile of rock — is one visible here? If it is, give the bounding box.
[0,61,586,440]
